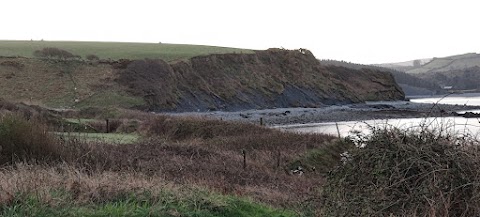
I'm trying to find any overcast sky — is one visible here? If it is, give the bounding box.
[2,0,479,64]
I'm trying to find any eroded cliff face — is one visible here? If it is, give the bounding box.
[117,49,404,111]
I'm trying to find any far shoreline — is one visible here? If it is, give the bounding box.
[164,101,480,126]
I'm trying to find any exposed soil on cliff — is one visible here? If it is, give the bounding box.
[117,49,404,111]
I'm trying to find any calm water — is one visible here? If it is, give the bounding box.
[410,92,480,106]
[280,117,480,137]
[280,93,480,137]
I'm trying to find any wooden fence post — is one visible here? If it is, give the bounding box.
[106,119,109,133]
[276,150,281,168]
[242,150,247,170]
[335,122,341,138]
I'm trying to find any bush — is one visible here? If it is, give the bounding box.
[0,113,113,170]
[0,114,61,164]
[321,128,480,216]
[86,54,100,61]
[33,47,76,59]
[116,59,178,108]
[87,119,123,133]
[141,115,272,140]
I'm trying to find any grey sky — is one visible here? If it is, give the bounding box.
[2,0,479,64]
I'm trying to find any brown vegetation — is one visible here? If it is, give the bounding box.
[0,60,24,69]
[33,47,80,59]
[85,54,100,61]
[0,98,61,125]
[88,116,334,208]
[4,99,480,215]
[0,109,337,214]
[321,128,480,216]
[116,59,178,108]
[0,164,168,206]
[0,114,61,165]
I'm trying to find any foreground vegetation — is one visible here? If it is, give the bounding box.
[0,164,294,217]
[0,100,339,216]
[321,127,480,216]
[2,99,480,216]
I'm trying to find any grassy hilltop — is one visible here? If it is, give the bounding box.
[0,40,254,62]
[0,40,253,109]
[373,52,480,93]
[405,53,480,74]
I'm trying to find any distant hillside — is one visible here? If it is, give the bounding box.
[416,66,480,90]
[321,60,441,96]
[376,53,480,75]
[406,53,480,74]
[375,58,432,72]
[0,49,404,111]
[387,53,480,90]
[0,40,254,62]
[372,52,480,92]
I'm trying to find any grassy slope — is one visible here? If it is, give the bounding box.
[0,40,254,62]
[0,57,143,108]
[0,40,253,109]
[407,53,480,74]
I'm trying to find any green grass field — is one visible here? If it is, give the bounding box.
[55,132,140,144]
[1,186,297,217]
[0,40,254,61]
[407,53,480,74]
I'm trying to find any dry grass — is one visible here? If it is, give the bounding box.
[0,57,144,108]
[130,116,334,210]
[0,111,337,214]
[0,163,297,217]
[0,163,169,206]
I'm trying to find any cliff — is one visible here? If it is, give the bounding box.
[0,48,403,111]
[117,49,404,111]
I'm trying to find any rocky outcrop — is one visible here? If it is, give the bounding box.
[117,49,405,111]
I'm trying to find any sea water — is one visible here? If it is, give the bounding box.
[279,93,480,137]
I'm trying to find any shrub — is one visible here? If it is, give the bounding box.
[0,61,24,69]
[33,47,76,59]
[320,128,480,216]
[116,59,178,108]
[86,54,100,61]
[141,115,272,140]
[0,114,61,164]
[0,113,113,170]
[87,119,123,133]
